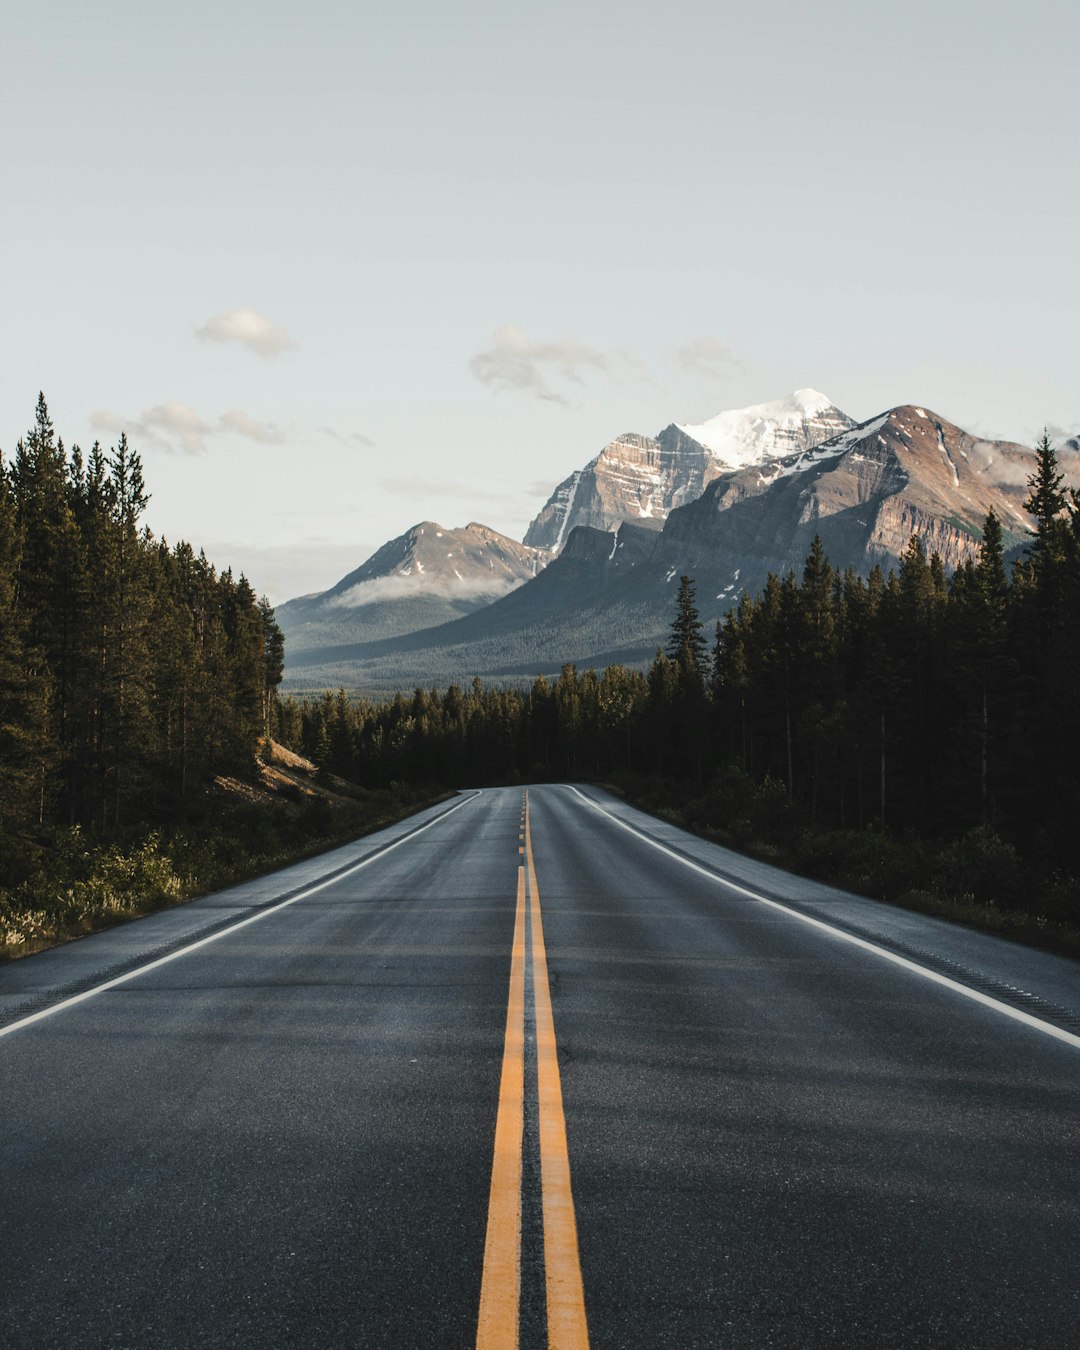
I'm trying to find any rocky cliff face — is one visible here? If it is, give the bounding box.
[667,406,1049,586]
[523,390,854,552]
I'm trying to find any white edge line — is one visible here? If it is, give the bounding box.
[0,791,483,1040]
[565,785,1080,1053]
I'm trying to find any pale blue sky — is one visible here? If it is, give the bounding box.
[3,1,1077,599]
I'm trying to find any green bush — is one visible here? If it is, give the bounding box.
[0,785,448,960]
[933,826,1023,909]
[795,828,927,899]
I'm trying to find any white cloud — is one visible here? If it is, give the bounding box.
[675,336,740,378]
[88,410,126,437]
[1045,423,1080,454]
[143,402,213,454]
[327,573,523,609]
[92,401,212,455]
[195,307,295,357]
[91,403,286,455]
[962,438,1080,491]
[320,425,376,449]
[219,409,285,444]
[469,324,609,405]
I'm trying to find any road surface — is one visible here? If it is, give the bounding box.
[2,785,1078,1348]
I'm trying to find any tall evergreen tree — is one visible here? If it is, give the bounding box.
[1024,431,1068,568]
[666,575,708,678]
[0,458,51,830]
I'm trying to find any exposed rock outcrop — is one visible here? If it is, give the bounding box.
[523,390,855,551]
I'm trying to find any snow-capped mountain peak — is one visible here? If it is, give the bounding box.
[675,389,853,471]
[524,390,855,551]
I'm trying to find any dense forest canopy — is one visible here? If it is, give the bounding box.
[0,394,284,839]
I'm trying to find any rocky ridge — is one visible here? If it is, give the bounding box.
[523,390,855,551]
[277,521,548,652]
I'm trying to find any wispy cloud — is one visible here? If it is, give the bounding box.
[219,409,285,445]
[1046,423,1080,454]
[195,307,295,358]
[91,403,286,455]
[674,336,741,379]
[377,475,516,507]
[92,402,212,455]
[327,573,523,610]
[962,438,1080,491]
[320,426,376,449]
[469,324,609,406]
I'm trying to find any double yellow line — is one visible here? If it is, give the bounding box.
[476,792,589,1350]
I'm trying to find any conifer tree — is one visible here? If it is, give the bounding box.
[666,575,708,678]
[976,508,1008,605]
[0,458,51,830]
[1024,431,1067,569]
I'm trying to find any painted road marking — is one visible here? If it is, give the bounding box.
[566,786,1080,1053]
[475,868,527,1350]
[525,794,589,1349]
[477,794,589,1349]
[0,792,483,1041]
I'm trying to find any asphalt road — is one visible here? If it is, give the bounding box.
[2,786,1078,1349]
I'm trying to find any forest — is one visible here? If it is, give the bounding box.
[0,396,428,955]
[278,435,1080,942]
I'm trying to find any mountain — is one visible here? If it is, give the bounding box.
[660,404,1046,584]
[282,407,1079,692]
[522,389,855,551]
[277,521,549,653]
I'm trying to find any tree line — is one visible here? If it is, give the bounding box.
[280,434,1080,886]
[0,395,284,843]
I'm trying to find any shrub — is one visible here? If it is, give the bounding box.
[934,827,1023,909]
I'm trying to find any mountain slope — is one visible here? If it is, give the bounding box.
[277,522,549,651]
[283,407,1078,692]
[523,390,854,551]
[667,404,1051,580]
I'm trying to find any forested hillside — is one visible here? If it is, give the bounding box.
[0,395,283,832]
[279,435,1080,942]
[0,397,434,956]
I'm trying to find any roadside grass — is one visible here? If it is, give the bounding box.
[0,747,450,961]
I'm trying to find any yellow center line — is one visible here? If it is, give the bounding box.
[476,868,527,1350]
[477,796,588,1349]
[525,792,590,1349]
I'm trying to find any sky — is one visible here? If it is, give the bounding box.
[2,0,1078,602]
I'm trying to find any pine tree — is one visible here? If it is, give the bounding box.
[259,597,285,740]
[666,575,708,678]
[976,508,1008,605]
[1024,431,1067,569]
[0,458,51,831]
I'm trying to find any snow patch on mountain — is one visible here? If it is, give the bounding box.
[552,470,584,553]
[677,389,850,469]
[753,413,891,486]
